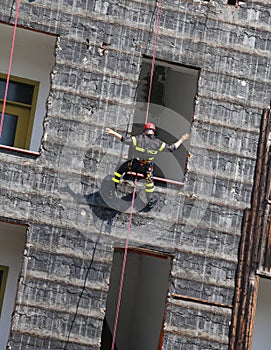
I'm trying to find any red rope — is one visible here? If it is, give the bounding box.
[145,0,163,125]
[110,4,163,347]
[110,179,137,350]
[0,0,21,138]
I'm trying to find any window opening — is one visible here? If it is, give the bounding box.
[252,278,271,350]
[132,58,199,182]
[228,0,237,5]
[0,221,26,349]
[0,22,56,152]
[101,248,173,350]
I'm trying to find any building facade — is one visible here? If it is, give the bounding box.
[0,0,271,349]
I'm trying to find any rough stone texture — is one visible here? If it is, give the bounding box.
[0,0,271,349]
[163,299,231,350]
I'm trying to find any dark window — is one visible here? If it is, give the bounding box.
[0,114,18,146]
[0,79,34,105]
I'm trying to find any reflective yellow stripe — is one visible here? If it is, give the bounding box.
[159,142,166,151]
[147,150,158,155]
[131,136,137,147]
[135,146,145,152]
[146,183,154,187]
[145,188,154,193]
[112,177,120,183]
[132,136,165,155]
[114,172,122,178]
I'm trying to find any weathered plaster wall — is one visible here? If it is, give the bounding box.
[0,0,271,349]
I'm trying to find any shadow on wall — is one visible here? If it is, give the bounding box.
[62,182,119,234]
[63,172,165,235]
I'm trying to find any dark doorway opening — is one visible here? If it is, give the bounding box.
[101,248,173,350]
[132,58,199,182]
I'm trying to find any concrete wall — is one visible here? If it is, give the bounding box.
[0,0,270,349]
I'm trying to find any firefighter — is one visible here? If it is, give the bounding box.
[105,122,189,208]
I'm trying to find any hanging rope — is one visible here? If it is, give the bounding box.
[0,0,21,138]
[110,3,163,348]
[110,179,137,350]
[145,0,163,125]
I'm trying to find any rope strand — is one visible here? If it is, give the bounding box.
[110,179,137,350]
[0,0,21,138]
[110,2,163,347]
[145,0,163,125]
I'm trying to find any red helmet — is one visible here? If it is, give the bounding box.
[144,122,156,132]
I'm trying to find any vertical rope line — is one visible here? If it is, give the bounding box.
[145,0,163,125]
[110,179,137,350]
[0,0,21,137]
[110,2,163,344]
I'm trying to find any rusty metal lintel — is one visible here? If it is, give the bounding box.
[230,208,251,350]
[170,293,233,309]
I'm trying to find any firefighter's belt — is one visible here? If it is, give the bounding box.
[137,158,152,165]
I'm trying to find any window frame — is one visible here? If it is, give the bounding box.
[0,73,39,150]
[0,265,9,317]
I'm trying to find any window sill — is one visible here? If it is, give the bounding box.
[0,144,40,158]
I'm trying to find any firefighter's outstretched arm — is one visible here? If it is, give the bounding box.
[105,127,122,141]
[173,133,190,150]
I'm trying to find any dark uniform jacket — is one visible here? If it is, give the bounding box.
[121,134,175,162]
